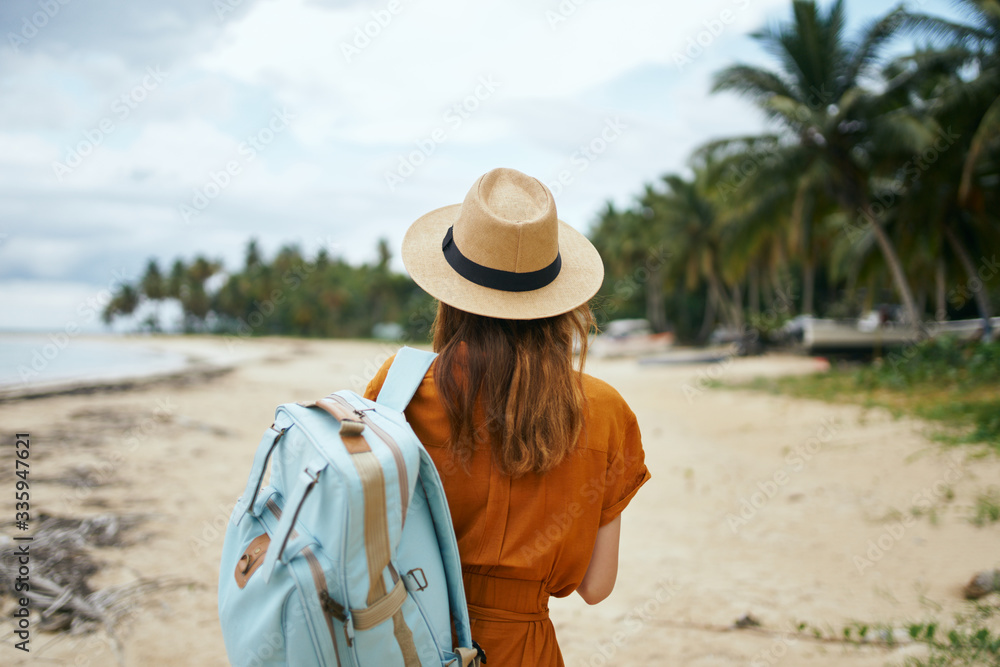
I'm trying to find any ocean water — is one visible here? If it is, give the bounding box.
[0,334,191,389]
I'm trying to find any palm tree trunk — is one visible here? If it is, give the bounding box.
[802,255,815,315]
[762,274,775,311]
[935,256,946,322]
[645,265,667,332]
[698,285,718,342]
[861,198,924,332]
[944,225,993,339]
[707,273,736,328]
[748,264,761,316]
[730,282,744,329]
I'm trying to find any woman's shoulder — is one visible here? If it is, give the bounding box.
[579,373,639,450]
[581,373,631,410]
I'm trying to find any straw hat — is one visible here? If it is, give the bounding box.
[401,168,605,320]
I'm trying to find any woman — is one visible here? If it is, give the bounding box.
[364,167,651,666]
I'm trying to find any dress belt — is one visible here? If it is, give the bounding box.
[463,571,551,623]
[467,603,549,623]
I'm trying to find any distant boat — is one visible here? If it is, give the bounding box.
[637,347,733,365]
[589,319,674,358]
[780,314,1000,354]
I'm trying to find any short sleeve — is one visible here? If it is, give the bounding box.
[600,410,651,526]
[362,354,395,402]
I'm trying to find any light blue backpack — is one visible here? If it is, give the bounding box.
[219,347,482,667]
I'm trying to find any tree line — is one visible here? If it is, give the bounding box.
[591,0,999,342]
[105,0,999,344]
[103,239,436,340]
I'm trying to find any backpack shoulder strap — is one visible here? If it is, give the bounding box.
[375,346,437,412]
[417,448,477,659]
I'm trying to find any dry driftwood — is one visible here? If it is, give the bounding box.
[0,513,191,666]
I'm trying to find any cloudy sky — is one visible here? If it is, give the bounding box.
[0,0,962,331]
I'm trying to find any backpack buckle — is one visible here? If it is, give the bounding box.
[339,419,365,436]
[405,568,428,592]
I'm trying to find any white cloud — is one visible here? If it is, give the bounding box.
[0,0,958,329]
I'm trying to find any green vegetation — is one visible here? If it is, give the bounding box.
[787,600,1000,665]
[972,488,1000,526]
[103,239,436,340]
[738,337,1000,451]
[901,601,1000,666]
[591,0,1000,343]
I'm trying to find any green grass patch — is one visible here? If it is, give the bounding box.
[971,488,1000,527]
[900,599,1000,666]
[736,338,1000,453]
[789,600,1000,665]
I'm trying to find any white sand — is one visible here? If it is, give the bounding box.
[3,336,997,666]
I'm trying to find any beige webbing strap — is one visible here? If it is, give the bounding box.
[351,450,391,601]
[343,420,420,666]
[302,396,419,663]
[455,646,480,667]
[351,579,406,630]
[391,608,420,665]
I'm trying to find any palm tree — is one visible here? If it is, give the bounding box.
[898,0,1000,336]
[139,259,165,330]
[712,0,936,328]
[101,284,139,324]
[590,201,670,330]
[657,170,744,337]
[901,0,999,204]
[695,134,836,317]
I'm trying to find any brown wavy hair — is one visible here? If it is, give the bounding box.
[431,301,595,477]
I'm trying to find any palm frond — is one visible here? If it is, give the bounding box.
[960,91,1000,202]
[712,64,797,101]
[897,12,993,49]
[845,6,907,86]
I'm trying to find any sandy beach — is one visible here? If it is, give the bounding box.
[2,335,998,666]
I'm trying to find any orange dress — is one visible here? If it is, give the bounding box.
[364,355,651,667]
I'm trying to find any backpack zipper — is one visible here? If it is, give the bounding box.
[328,394,410,524]
[266,497,344,663]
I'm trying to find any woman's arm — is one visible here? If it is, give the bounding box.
[576,514,621,605]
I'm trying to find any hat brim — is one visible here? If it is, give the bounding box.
[401,204,605,320]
